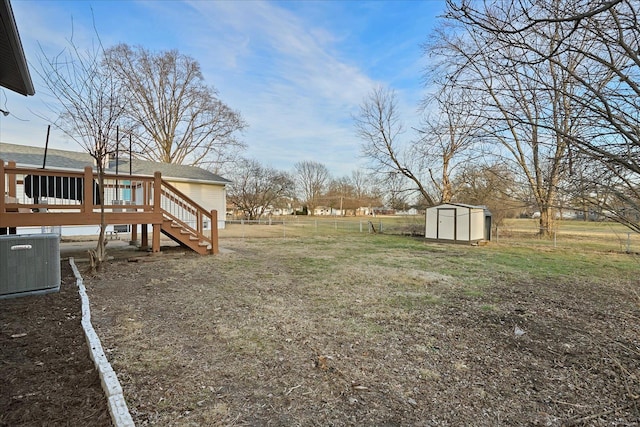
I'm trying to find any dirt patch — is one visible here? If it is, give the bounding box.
[0,263,111,427]
[83,237,640,426]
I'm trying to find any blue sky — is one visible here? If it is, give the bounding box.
[1,0,445,177]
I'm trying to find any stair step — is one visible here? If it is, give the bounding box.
[161,212,213,255]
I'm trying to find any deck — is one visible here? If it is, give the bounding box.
[0,160,218,254]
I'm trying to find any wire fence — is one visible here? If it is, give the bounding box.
[493,222,638,253]
[220,216,639,254]
[221,216,425,239]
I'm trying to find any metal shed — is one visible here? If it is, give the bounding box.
[425,203,491,243]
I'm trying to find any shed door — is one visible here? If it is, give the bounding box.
[437,208,456,240]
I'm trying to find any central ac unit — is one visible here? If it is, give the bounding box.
[0,233,61,299]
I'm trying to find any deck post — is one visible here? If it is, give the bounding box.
[141,225,148,250]
[7,161,16,198]
[152,223,161,253]
[153,171,161,212]
[83,166,93,213]
[130,181,138,243]
[151,172,162,253]
[0,160,6,214]
[131,223,138,243]
[210,210,219,254]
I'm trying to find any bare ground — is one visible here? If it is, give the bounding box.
[1,235,638,426]
[0,264,112,427]
[81,236,640,426]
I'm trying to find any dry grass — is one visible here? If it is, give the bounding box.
[86,233,640,426]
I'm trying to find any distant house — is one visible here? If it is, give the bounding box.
[313,206,344,216]
[0,142,231,235]
[396,208,419,216]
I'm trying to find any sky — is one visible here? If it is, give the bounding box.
[1,0,446,178]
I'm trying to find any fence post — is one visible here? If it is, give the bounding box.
[360,220,363,233]
[627,233,631,253]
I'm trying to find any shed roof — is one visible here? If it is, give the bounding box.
[428,203,491,215]
[0,142,231,185]
[0,0,34,96]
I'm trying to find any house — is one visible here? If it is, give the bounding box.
[425,203,492,244]
[0,2,220,254]
[0,142,231,236]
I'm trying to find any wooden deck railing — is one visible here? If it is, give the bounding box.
[0,159,218,254]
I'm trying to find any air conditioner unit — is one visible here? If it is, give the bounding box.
[0,234,61,299]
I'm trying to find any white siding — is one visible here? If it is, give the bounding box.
[469,209,485,241]
[168,180,226,229]
[438,208,457,240]
[425,207,438,239]
[425,203,487,242]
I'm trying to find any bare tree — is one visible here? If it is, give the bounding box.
[323,177,353,215]
[354,86,437,206]
[104,44,247,173]
[293,161,330,215]
[37,34,125,269]
[350,169,372,202]
[226,158,294,220]
[432,0,599,236]
[324,172,377,216]
[447,0,640,232]
[417,86,484,203]
[453,163,523,228]
[383,172,412,211]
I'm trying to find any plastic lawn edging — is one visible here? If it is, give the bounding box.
[69,258,135,427]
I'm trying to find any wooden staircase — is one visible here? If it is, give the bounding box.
[158,180,218,255]
[161,214,211,255]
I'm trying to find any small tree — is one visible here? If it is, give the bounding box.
[38,35,125,269]
[293,161,330,215]
[226,159,294,220]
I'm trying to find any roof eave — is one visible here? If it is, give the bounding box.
[0,0,35,96]
[162,176,231,186]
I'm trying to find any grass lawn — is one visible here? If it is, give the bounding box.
[86,232,639,425]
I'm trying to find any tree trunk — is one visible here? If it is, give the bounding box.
[89,166,108,271]
[538,207,554,237]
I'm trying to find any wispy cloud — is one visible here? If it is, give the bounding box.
[178,1,380,174]
[2,0,443,177]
